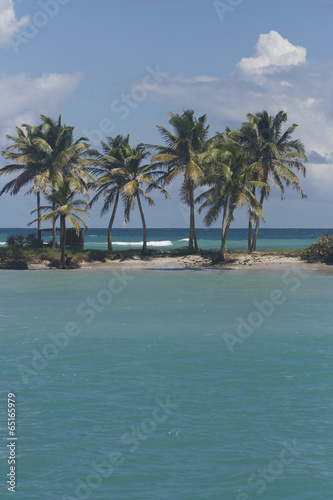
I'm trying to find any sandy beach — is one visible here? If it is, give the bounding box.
[27,252,321,272]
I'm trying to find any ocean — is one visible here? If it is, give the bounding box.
[0,227,332,251]
[1,230,333,499]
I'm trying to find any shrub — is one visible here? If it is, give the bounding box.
[25,233,41,248]
[6,236,17,248]
[302,233,333,263]
[6,233,43,248]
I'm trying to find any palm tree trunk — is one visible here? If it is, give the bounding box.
[193,230,198,252]
[220,200,228,255]
[248,219,252,252]
[136,193,147,255]
[250,187,265,253]
[188,180,198,253]
[221,215,233,261]
[51,198,57,248]
[51,180,57,248]
[248,186,256,251]
[52,217,57,248]
[60,216,66,265]
[107,191,119,251]
[37,191,42,247]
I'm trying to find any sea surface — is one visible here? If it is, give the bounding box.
[0,227,332,250]
[1,262,333,499]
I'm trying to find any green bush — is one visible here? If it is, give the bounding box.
[6,233,42,248]
[302,233,333,263]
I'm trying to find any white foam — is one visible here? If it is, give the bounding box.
[113,240,173,247]
[178,238,189,242]
[0,242,6,246]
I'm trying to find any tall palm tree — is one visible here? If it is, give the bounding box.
[34,115,94,247]
[1,115,95,248]
[89,135,130,251]
[151,110,210,253]
[31,179,90,266]
[114,142,168,255]
[1,124,48,246]
[238,110,307,252]
[197,141,267,261]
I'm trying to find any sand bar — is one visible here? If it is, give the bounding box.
[25,252,330,273]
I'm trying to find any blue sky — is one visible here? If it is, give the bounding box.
[0,0,333,228]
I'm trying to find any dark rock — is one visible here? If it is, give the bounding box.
[48,259,61,268]
[0,260,29,270]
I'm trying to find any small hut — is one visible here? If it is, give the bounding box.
[66,228,84,250]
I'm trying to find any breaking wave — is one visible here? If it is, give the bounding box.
[113,240,173,247]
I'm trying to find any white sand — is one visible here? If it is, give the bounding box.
[25,252,329,272]
[78,253,314,272]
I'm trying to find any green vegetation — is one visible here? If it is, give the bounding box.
[301,233,333,263]
[0,109,308,264]
[89,135,169,254]
[89,135,129,252]
[235,110,307,252]
[152,110,210,252]
[0,246,304,268]
[196,139,267,261]
[6,233,41,248]
[30,178,90,266]
[1,115,94,248]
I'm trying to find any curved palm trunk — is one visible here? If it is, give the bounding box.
[136,193,147,255]
[218,199,232,261]
[37,191,42,247]
[250,187,265,253]
[247,186,256,251]
[188,180,198,253]
[220,200,228,255]
[60,215,66,265]
[107,190,119,251]
[221,213,233,261]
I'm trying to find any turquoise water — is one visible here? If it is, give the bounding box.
[1,266,333,499]
[0,227,332,250]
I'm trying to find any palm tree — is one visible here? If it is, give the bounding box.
[112,141,168,255]
[197,141,267,261]
[1,115,95,248]
[34,115,94,247]
[1,124,48,247]
[238,110,307,252]
[151,110,210,253]
[89,135,130,251]
[31,179,90,266]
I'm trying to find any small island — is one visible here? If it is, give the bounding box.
[0,244,329,271]
[0,110,310,268]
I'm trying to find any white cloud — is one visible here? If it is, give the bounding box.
[169,75,219,84]
[237,30,306,76]
[142,30,333,199]
[0,71,84,144]
[0,0,29,46]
